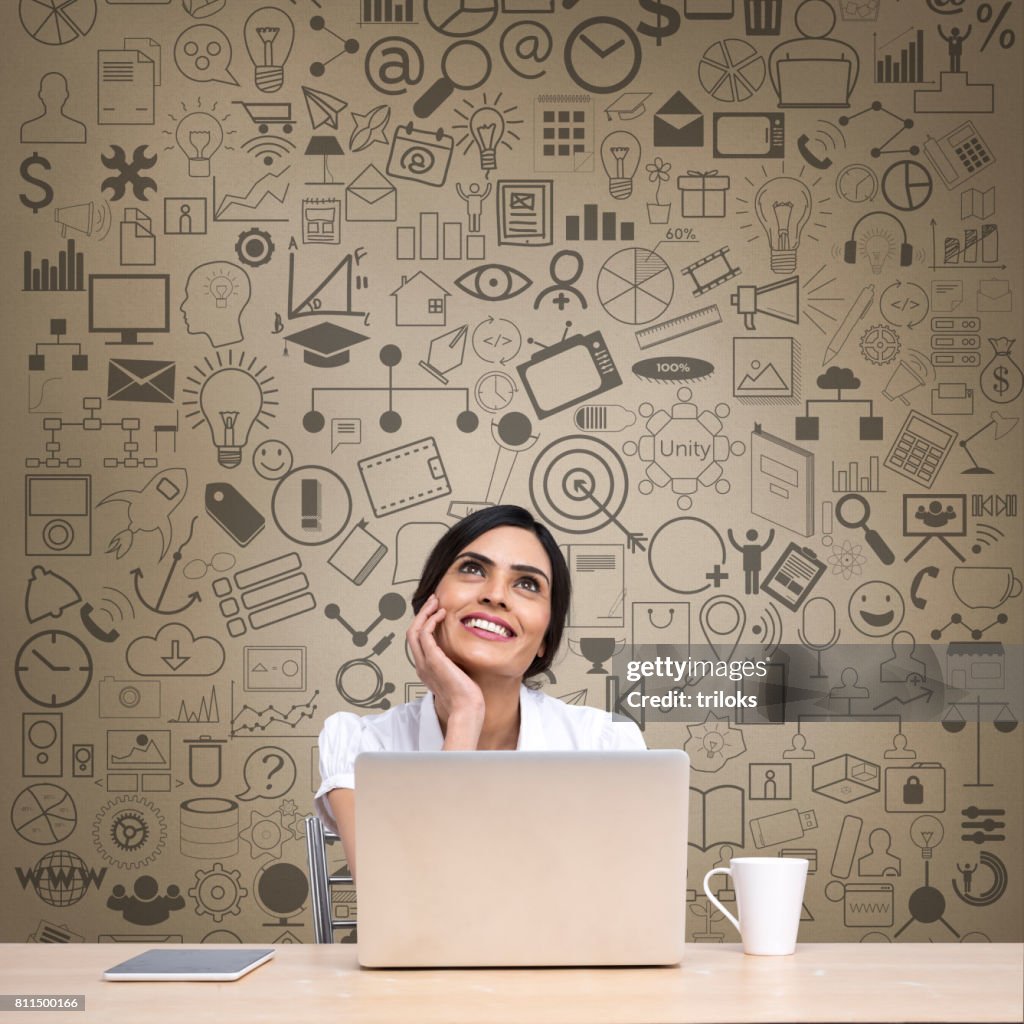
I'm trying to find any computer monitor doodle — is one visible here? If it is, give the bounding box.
[88,274,170,346]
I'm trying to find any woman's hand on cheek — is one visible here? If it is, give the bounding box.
[407,595,486,725]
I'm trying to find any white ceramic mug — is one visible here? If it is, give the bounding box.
[702,857,809,955]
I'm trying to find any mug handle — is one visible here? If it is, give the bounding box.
[1010,576,1022,600]
[702,867,740,933]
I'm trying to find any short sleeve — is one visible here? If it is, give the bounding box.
[314,712,368,831]
[599,716,648,751]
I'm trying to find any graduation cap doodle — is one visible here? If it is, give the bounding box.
[604,93,653,121]
[283,321,368,368]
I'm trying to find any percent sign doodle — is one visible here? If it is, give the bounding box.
[978,2,1016,50]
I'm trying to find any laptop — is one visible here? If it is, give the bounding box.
[354,750,690,968]
[777,58,852,107]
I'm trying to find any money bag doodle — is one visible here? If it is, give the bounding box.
[980,337,1023,404]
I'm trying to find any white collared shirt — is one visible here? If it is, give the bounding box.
[314,685,646,832]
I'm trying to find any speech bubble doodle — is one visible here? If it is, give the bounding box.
[175,25,239,86]
[330,418,361,452]
[237,747,296,800]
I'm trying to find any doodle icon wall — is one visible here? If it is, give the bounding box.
[2,0,1021,945]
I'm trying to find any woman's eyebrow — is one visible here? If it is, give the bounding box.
[457,551,550,585]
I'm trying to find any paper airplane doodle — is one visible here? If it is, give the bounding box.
[303,86,347,131]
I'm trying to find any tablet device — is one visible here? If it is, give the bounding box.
[103,948,275,982]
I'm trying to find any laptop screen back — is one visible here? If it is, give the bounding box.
[354,750,690,968]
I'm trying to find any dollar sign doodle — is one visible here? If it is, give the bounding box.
[19,152,54,215]
[993,367,1009,395]
[637,0,682,46]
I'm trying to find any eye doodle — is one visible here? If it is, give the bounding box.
[455,264,532,302]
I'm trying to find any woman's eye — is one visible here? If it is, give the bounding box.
[459,561,484,575]
[454,264,532,301]
[517,577,540,592]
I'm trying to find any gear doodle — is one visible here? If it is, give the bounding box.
[235,227,275,268]
[92,797,167,870]
[239,806,302,860]
[860,324,901,365]
[112,811,150,851]
[189,863,247,922]
[100,145,158,202]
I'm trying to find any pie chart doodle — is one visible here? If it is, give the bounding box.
[881,160,933,213]
[11,784,77,845]
[698,39,766,103]
[20,0,96,45]
[597,247,674,325]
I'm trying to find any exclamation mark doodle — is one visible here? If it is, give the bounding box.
[301,477,321,532]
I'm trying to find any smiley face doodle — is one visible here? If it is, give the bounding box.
[252,440,294,480]
[849,581,905,637]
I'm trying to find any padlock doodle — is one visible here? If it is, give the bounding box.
[903,775,924,805]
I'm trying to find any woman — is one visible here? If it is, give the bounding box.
[315,505,645,880]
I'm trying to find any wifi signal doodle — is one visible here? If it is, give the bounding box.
[751,602,783,655]
[241,134,296,167]
[971,523,1004,554]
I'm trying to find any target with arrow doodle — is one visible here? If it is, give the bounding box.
[529,435,647,552]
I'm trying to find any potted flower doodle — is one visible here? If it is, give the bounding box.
[646,157,672,224]
[689,895,727,943]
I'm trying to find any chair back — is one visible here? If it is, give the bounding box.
[305,815,356,944]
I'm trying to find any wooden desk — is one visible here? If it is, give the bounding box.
[2,943,1020,1023]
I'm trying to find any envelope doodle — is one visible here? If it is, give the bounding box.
[107,359,176,403]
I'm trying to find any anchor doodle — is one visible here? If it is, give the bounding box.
[130,516,202,616]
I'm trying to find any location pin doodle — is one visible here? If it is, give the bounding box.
[980,338,1023,404]
[699,596,746,662]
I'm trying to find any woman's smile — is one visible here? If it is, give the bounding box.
[461,613,516,641]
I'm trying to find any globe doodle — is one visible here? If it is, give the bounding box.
[28,850,95,908]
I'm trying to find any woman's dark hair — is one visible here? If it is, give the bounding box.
[410,505,570,689]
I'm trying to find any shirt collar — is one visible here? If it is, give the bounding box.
[420,684,540,751]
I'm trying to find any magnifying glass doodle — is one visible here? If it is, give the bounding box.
[413,40,491,119]
[834,494,895,565]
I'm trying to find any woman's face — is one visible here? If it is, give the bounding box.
[433,526,552,684]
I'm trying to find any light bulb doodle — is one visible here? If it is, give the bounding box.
[754,177,813,274]
[243,7,294,94]
[452,94,522,175]
[600,131,641,200]
[182,351,277,469]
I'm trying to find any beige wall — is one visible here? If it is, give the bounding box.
[2,0,1021,944]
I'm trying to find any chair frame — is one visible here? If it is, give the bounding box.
[305,815,356,943]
